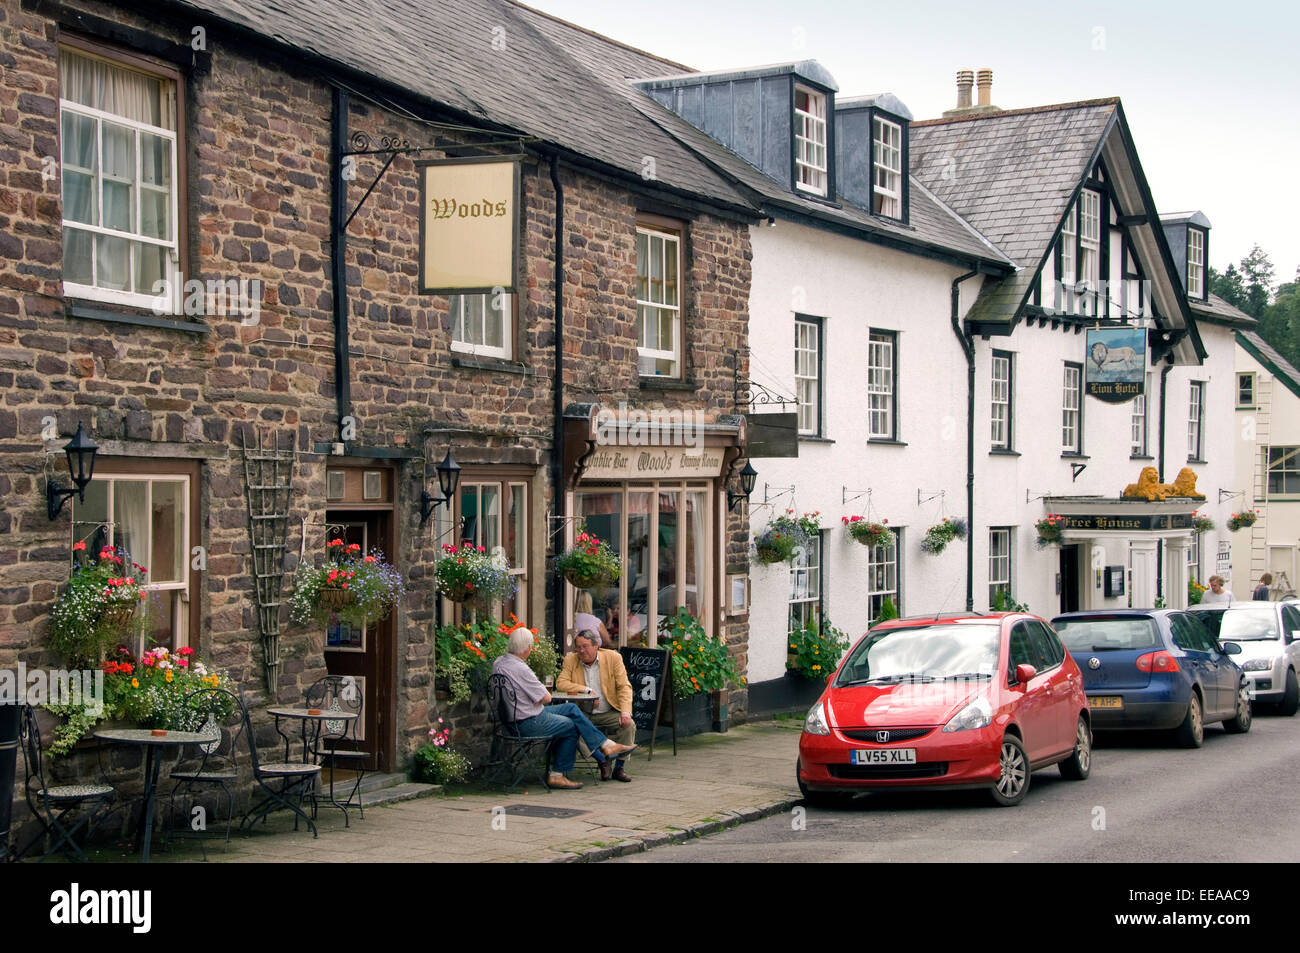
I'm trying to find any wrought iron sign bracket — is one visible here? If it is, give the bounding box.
[843,487,871,506]
[732,348,795,413]
[917,489,945,507]
[1218,488,1244,503]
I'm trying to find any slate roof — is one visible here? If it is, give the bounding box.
[164,0,753,213]
[910,100,1120,325]
[1237,330,1300,402]
[1191,292,1255,328]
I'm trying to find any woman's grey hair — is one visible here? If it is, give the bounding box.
[508,626,535,656]
[575,628,601,648]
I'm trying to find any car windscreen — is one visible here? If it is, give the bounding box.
[835,623,1001,685]
[1053,616,1161,652]
[1197,607,1280,641]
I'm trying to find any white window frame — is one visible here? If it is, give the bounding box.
[991,351,1012,450]
[1060,201,1077,286]
[989,527,1012,608]
[635,224,682,378]
[1079,189,1101,289]
[1131,372,1151,456]
[795,318,821,436]
[449,292,512,360]
[1267,446,1300,496]
[456,477,530,622]
[794,85,828,197]
[872,116,902,218]
[1187,228,1205,298]
[867,329,896,440]
[1188,381,1205,461]
[788,531,822,637]
[59,47,180,311]
[1187,535,1201,587]
[1062,363,1082,453]
[1237,372,1255,408]
[867,531,900,625]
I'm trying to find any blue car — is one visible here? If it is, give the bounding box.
[1050,610,1251,747]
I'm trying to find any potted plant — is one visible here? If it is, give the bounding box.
[1192,512,1215,534]
[1188,578,1207,605]
[920,517,967,555]
[48,544,148,667]
[753,512,814,565]
[843,515,893,548]
[870,597,899,628]
[660,608,744,700]
[434,542,516,608]
[1226,510,1258,532]
[787,617,850,680]
[1034,514,1064,548]
[411,719,471,785]
[290,540,405,629]
[555,526,621,589]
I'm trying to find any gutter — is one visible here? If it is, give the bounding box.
[550,154,566,650]
[951,270,980,612]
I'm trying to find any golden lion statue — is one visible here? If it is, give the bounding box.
[1122,466,1204,501]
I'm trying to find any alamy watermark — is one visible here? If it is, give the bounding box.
[150,264,263,325]
[595,402,704,450]
[1039,279,1154,321]
[1,663,104,716]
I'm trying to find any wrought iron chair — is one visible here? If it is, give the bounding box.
[16,704,115,862]
[303,675,366,825]
[484,673,555,790]
[165,687,244,857]
[237,694,322,838]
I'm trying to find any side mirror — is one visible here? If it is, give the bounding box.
[1288,631,1300,645]
[1014,663,1038,686]
[825,674,833,686]
[1220,641,1242,656]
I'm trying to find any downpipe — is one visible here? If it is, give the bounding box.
[951,270,979,612]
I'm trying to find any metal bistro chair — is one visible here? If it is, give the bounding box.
[303,675,366,825]
[16,704,115,862]
[485,673,555,791]
[166,687,244,857]
[237,694,322,838]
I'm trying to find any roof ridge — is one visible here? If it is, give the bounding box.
[912,97,1120,127]
[504,0,695,73]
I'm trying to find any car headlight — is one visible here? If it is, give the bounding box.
[942,696,993,733]
[803,701,830,735]
[1241,657,1278,672]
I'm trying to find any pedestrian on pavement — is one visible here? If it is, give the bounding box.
[1252,573,1273,601]
[491,626,637,789]
[556,629,636,782]
[1201,575,1233,604]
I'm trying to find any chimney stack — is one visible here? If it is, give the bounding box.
[956,70,973,110]
[976,68,993,107]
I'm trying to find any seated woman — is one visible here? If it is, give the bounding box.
[491,626,636,789]
[574,591,612,646]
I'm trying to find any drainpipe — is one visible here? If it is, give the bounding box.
[549,154,566,650]
[951,270,979,612]
[1156,360,1172,601]
[330,85,352,440]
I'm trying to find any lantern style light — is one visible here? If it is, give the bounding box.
[47,422,99,520]
[728,460,758,512]
[420,449,462,525]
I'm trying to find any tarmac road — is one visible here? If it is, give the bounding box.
[613,708,1300,863]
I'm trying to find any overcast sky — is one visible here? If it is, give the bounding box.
[524,0,1299,287]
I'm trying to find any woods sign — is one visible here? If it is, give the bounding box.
[418,158,520,294]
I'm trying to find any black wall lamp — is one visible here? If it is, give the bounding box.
[420,450,462,525]
[727,460,758,512]
[47,422,99,520]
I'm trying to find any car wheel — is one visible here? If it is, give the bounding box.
[988,734,1030,806]
[1173,691,1204,748]
[1281,669,1299,717]
[1222,683,1252,734]
[1058,715,1092,780]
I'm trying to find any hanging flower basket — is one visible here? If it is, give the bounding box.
[290,540,405,629]
[843,516,893,548]
[434,542,517,608]
[318,586,356,611]
[1226,511,1258,532]
[1191,512,1215,534]
[753,513,815,566]
[555,526,621,589]
[1035,514,1065,548]
[48,544,149,667]
[920,517,967,555]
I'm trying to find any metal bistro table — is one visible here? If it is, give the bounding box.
[267,707,361,823]
[547,691,596,713]
[94,727,211,862]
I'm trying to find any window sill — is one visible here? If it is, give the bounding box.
[451,354,533,376]
[798,435,836,445]
[1237,405,1257,412]
[1060,452,1090,460]
[868,438,907,447]
[1187,458,1208,465]
[989,448,1021,457]
[1130,454,1155,461]
[639,377,699,393]
[66,302,211,335]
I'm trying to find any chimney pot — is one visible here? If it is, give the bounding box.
[976,68,993,107]
[956,69,973,109]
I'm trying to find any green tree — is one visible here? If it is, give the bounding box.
[1210,262,1247,311]
[1239,245,1276,319]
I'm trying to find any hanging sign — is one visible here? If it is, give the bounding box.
[1085,327,1146,403]
[417,157,520,294]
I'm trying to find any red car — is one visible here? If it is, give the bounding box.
[798,612,1092,807]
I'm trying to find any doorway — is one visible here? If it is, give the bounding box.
[1059,544,1081,614]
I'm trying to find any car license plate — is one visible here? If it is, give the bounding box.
[1088,696,1123,709]
[851,748,917,765]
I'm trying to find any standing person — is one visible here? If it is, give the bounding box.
[556,629,636,782]
[491,626,637,789]
[1253,573,1274,601]
[1200,575,1233,605]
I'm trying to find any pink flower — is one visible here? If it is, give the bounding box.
[73,541,86,552]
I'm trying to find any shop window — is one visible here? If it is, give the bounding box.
[867,530,900,625]
[795,317,822,436]
[449,292,512,360]
[991,350,1013,451]
[59,43,181,310]
[788,531,822,637]
[74,468,196,651]
[455,476,529,622]
[989,527,1012,609]
[635,222,682,377]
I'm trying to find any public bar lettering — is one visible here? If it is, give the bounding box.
[583,448,725,480]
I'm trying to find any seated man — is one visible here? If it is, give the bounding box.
[556,629,636,782]
[491,626,636,789]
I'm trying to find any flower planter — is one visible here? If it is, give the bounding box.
[710,689,730,733]
[563,568,614,589]
[754,545,785,565]
[100,602,138,629]
[318,586,355,611]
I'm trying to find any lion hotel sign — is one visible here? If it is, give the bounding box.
[417,158,520,294]
[1085,327,1146,404]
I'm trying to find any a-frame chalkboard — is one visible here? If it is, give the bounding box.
[619,646,676,758]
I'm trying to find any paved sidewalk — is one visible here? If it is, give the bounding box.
[148,720,802,863]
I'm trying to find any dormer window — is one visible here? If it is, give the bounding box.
[794,85,828,196]
[872,116,902,218]
[1079,190,1101,287]
[1187,228,1205,298]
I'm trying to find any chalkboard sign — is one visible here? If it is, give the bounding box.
[619,647,675,758]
